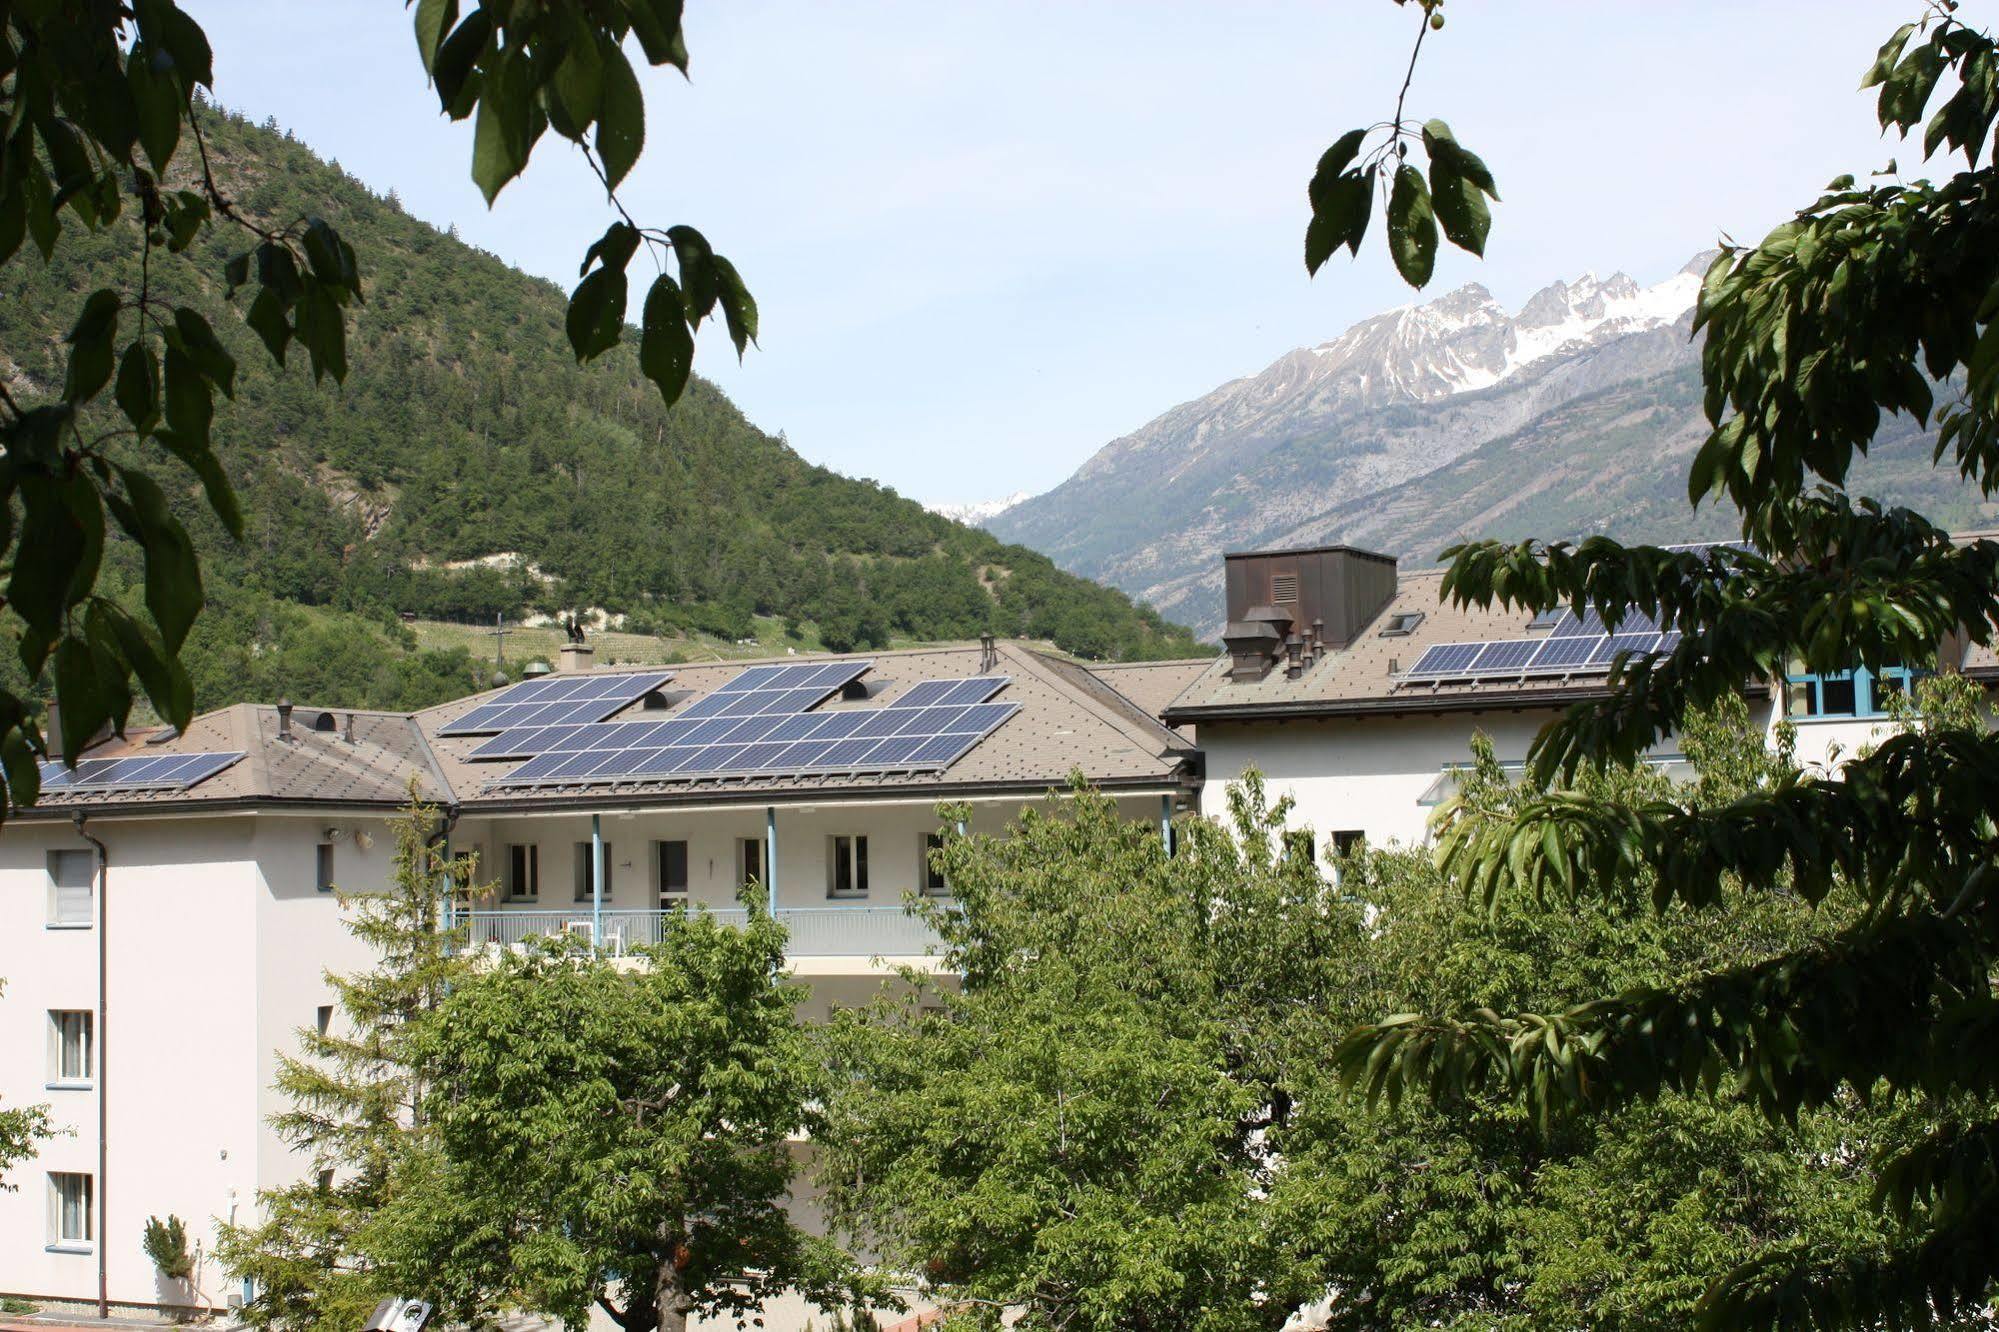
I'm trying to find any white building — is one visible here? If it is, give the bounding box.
[0,641,1201,1318]
[1164,542,1993,850]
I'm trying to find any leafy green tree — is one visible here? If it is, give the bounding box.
[215,785,474,1332]
[1332,8,1999,1326]
[373,907,874,1332]
[818,779,1358,1332]
[0,1,751,819]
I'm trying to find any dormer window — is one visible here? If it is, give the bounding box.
[1378,612,1424,638]
[1528,607,1564,629]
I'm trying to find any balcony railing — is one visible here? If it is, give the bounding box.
[456,906,946,959]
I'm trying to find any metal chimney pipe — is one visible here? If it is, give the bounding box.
[276,698,294,740]
[1285,634,1303,680]
[342,712,356,744]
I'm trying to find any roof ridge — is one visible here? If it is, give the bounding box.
[1008,646,1187,759]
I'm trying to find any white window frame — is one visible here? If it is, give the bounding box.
[506,843,539,901]
[48,1172,93,1250]
[826,834,869,900]
[48,1010,93,1088]
[46,849,94,928]
[656,839,690,905]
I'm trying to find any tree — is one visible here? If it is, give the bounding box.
[0,980,53,1190]
[817,779,1358,1331]
[372,906,874,1332]
[215,784,474,1332]
[1331,7,1999,1326]
[0,2,754,822]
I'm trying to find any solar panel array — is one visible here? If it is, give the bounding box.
[1403,629,1683,682]
[437,671,675,736]
[475,668,1018,788]
[39,751,246,792]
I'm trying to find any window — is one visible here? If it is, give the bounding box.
[573,841,613,902]
[657,840,689,904]
[506,844,539,900]
[827,835,869,898]
[47,850,93,927]
[49,1011,92,1086]
[1283,830,1316,866]
[315,1005,334,1038]
[1527,606,1564,629]
[1379,611,1426,637]
[739,838,765,889]
[1330,830,1367,857]
[921,833,948,896]
[315,842,335,893]
[317,1168,336,1192]
[48,1172,92,1248]
[1784,661,1924,719]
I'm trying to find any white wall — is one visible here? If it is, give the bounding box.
[1198,710,1554,849]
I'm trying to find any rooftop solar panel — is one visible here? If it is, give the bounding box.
[1404,642,1486,678]
[1527,634,1601,671]
[1589,632,1663,666]
[39,750,246,793]
[439,670,673,736]
[1471,638,1540,672]
[888,676,1008,709]
[674,660,873,722]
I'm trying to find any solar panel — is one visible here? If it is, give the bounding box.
[439,670,674,736]
[1527,634,1601,671]
[1548,607,1660,638]
[1470,639,1540,672]
[477,665,1021,788]
[1589,632,1662,666]
[1405,642,1486,678]
[39,750,245,793]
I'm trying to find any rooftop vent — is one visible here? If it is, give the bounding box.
[1222,544,1398,683]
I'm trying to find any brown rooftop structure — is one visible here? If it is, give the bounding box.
[20,641,1200,820]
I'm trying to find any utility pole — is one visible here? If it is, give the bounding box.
[489,613,511,676]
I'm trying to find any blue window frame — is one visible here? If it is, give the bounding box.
[1783,663,1923,719]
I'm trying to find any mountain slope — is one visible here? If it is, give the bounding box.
[994,257,1990,637]
[0,106,1203,714]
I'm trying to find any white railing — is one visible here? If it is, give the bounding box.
[457,905,944,959]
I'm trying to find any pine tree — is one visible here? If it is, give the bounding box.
[216,781,477,1332]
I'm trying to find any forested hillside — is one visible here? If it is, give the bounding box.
[0,105,1202,714]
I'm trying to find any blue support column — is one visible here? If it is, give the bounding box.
[765,806,779,915]
[591,813,605,948]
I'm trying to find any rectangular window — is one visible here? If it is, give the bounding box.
[317,1168,335,1193]
[739,838,765,889]
[921,833,948,896]
[315,1005,334,1038]
[827,835,869,899]
[49,1172,92,1247]
[1283,830,1316,866]
[573,842,613,902]
[657,840,689,904]
[506,844,539,900]
[49,1011,92,1085]
[1783,661,1924,719]
[47,850,93,927]
[315,842,335,893]
[1330,830,1367,857]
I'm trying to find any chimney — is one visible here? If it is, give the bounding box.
[979,632,997,673]
[342,711,356,744]
[1222,543,1398,683]
[45,700,63,764]
[1284,634,1304,680]
[556,643,596,673]
[276,698,294,740]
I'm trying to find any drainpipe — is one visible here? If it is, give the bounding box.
[72,813,109,1320]
[764,806,778,916]
[591,813,605,948]
[427,805,459,937]
[1159,794,1173,856]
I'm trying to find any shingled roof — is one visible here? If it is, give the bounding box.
[22,642,1195,820]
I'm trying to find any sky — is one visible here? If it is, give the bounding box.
[191,2,1915,507]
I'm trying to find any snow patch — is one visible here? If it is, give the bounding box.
[930,491,1031,525]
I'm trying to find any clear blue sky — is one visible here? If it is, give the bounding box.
[193,2,1912,505]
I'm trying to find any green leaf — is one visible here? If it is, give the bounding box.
[1862,21,1918,89]
[712,255,758,356]
[245,286,292,365]
[433,10,494,118]
[9,475,88,641]
[171,308,236,397]
[162,345,212,438]
[148,0,215,89]
[1305,170,1371,275]
[127,40,184,173]
[625,0,690,73]
[115,342,160,433]
[1308,129,1368,208]
[112,466,203,652]
[153,427,242,538]
[566,266,628,363]
[551,23,606,139]
[52,637,109,766]
[413,0,459,74]
[302,219,361,298]
[640,273,694,404]
[1428,157,1491,257]
[63,289,121,404]
[579,221,641,278]
[471,49,532,205]
[1421,120,1499,198]
[1387,164,1438,288]
[667,225,717,324]
[1881,41,1946,131]
[97,602,192,729]
[596,38,646,188]
[293,281,349,383]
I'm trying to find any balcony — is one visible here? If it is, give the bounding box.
[456,905,946,959]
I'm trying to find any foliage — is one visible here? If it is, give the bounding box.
[373,904,875,1332]
[1304,0,1499,288]
[816,776,1366,1332]
[215,785,475,1332]
[0,980,54,1191]
[1332,6,1999,1326]
[144,1214,196,1282]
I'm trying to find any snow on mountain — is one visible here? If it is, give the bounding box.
[929,491,1031,526]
